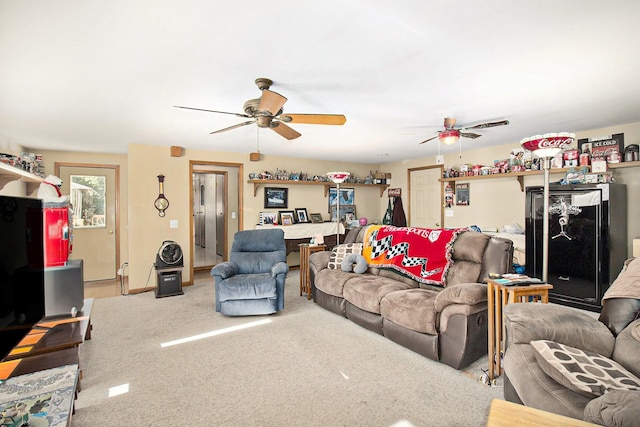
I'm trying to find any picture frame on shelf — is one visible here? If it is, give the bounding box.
[264,187,288,208]
[260,211,277,225]
[578,133,624,159]
[279,211,295,226]
[278,210,296,225]
[295,208,309,223]
[328,187,354,213]
[310,213,324,223]
[331,204,356,222]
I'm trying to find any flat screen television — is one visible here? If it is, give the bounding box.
[0,194,45,359]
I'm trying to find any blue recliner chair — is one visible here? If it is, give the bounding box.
[211,229,289,316]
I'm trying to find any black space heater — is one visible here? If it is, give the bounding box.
[155,240,184,298]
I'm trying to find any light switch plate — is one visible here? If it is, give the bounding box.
[170,220,178,228]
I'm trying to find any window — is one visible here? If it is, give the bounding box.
[69,175,106,228]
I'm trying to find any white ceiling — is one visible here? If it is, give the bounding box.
[1,1,640,164]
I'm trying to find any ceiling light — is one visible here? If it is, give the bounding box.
[439,129,460,145]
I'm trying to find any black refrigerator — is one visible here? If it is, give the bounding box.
[525,183,627,312]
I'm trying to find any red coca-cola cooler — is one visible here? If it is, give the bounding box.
[43,202,70,267]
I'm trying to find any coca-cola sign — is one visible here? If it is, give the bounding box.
[521,133,575,152]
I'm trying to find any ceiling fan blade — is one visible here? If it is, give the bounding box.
[279,113,346,125]
[174,105,251,118]
[210,120,255,135]
[462,120,510,130]
[460,132,482,139]
[258,90,287,116]
[418,135,439,144]
[270,122,301,140]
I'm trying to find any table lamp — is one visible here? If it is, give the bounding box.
[326,172,350,246]
[520,133,575,282]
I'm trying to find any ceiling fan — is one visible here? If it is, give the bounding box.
[174,78,346,140]
[419,117,509,145]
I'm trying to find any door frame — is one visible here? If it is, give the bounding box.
[192,170,228,270]
[189,160,243,275]
[54,162,121,280]
[407,165,444,227]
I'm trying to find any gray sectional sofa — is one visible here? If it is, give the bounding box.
[309,226,514,369]
[503,257,640,426]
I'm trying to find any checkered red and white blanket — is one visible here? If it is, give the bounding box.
[362,225,468,286]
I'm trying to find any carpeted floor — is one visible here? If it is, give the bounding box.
[71,271,503,426]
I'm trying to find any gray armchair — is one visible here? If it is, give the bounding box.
[211,229,289,316]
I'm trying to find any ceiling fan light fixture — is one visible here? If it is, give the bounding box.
[439,129,461,145]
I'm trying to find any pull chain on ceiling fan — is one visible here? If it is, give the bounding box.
[175,78,347,140]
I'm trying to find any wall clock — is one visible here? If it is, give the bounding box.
[154,174,169,217]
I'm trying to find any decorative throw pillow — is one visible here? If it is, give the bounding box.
[530,339,640,398]
[341,254,368,274]
[328,243,363,270]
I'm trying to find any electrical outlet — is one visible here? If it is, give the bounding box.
[117,269,123,275]
[170,220,178,228]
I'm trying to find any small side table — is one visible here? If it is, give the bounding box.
[486,279,553,382]
[299,243,326,300]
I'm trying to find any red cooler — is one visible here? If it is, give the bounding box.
[43,203,70,267]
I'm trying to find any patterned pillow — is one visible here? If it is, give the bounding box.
[530,340,640,398]
[328,243,363,270]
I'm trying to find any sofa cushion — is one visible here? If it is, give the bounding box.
[611,319,640,378]
[343,275,415,314]
[530,340,640,398]
[313,268,357,298]
[328,243,363,270]
[583,390,640,427]
[381,288,440,335]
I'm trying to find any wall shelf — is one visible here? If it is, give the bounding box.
[0,162,43,195]
[247,179,390,197]
[438,161,640,192]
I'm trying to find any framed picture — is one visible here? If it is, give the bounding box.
[260,211,277,225]
[578,133,624,159]
[295,208,309,223]
[310,213,324,223]
[278,210,295,225]
[328,187,354,213]
[279,211,295,226]
[264,187,288,209]
[331,204,356,222]
[456,183,470,206]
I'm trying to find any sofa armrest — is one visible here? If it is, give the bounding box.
[309,251,331,275]
[271,261,289,277]
[434,283,487,312]
[504,303,615,357]
[210,261,238,280]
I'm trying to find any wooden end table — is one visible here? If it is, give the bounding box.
[486,280,553,382]
[299,244,326,300]
[487,399,598,426]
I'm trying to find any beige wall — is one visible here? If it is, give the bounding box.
[31,149,130,268]
[11,121,638,292]
[383,122,640,258]
[127,144,385,290]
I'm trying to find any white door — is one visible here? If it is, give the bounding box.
[408,166,443,228]
[58,165,118,281]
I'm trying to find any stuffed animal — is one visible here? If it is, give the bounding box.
[37,175,68,203]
